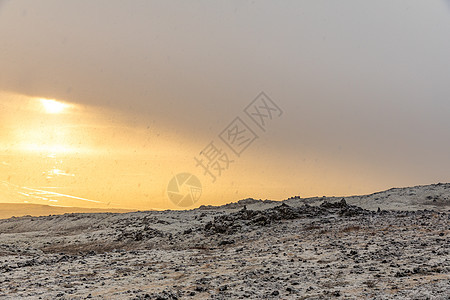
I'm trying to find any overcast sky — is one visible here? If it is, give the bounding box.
[1,0,449,205]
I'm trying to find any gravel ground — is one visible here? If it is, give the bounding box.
[0,192,449,299]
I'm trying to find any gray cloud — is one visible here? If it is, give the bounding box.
[1,0,449,191]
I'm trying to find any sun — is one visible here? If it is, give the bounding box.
[39,98,69,114]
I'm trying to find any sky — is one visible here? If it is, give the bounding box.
[0,0,449,210]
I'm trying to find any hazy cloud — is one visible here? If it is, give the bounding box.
[1,0,449,196]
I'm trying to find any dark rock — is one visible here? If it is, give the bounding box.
[219,240,235,246]
[194,286,206,292]
[332,290,341,297]
[204,201,369,234]
[320,198,347,209]
[219,285,228,291]
[116,226,164,241]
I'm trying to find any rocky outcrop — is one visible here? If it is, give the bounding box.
[205,200,370,234]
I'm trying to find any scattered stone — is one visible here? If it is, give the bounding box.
[0,191,448,299]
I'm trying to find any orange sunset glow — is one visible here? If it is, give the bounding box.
[0,91,394,212]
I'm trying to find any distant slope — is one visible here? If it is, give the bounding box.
[283,183,450,211]
[2,183,448,220]
[0,203,136,219]
[201,183,450,212]
[343,182,450,211]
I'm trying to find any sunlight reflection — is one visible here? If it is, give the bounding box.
[22,187,102,204]
[44,168,75,180]
[39,98,71,114]
[21,144,74,154]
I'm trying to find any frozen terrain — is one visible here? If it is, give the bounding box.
[0,203,134,220]
[0,183,449,299]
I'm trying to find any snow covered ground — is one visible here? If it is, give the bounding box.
[0,183,449,299]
